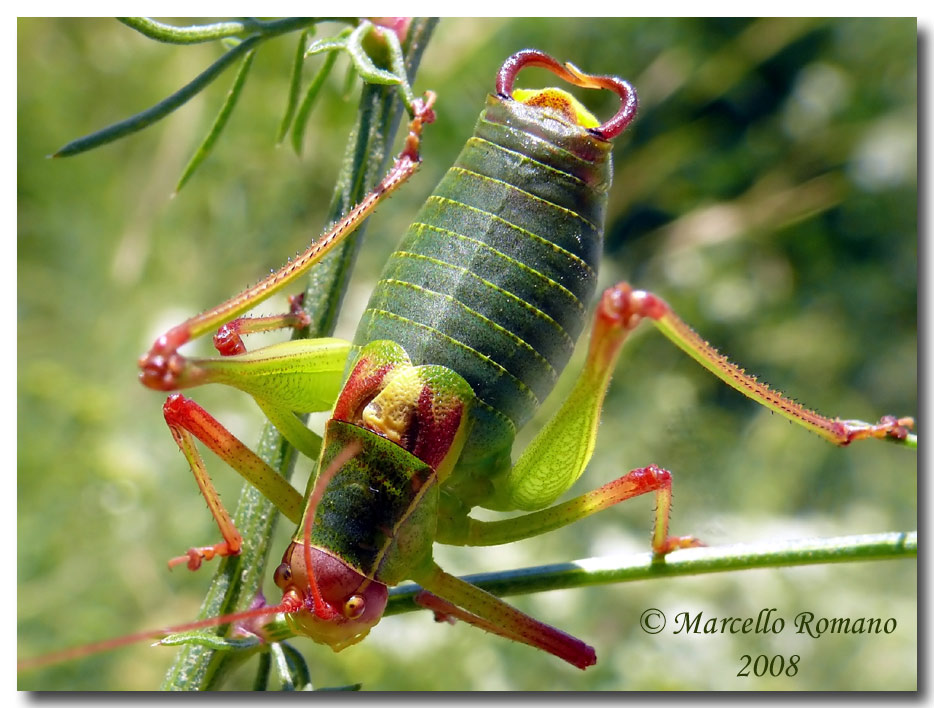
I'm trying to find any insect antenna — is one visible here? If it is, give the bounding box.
[301,441,363,618]
[20,445,362,674]
[17,596,295,673]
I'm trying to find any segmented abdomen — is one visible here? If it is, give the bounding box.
[354,93,612,461]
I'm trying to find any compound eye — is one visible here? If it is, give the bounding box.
[273,562,292,590]
[343,595,366,620]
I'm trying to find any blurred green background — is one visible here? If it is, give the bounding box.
[18,18,916,690]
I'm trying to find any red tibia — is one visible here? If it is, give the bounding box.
[17,599,294,673]
[167,543,238,572]
[414,591,596,670]
[584,464,701,555]
[399,91,436,162]
[495,49,637,140]
[162,394,243,569]
[162,394,253,474]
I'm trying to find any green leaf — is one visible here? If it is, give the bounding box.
[53,35,261,158]
[269,643,295,690]
[291,50,339,156]
[159,632,261,651]
[54,18,325,158]
[118,17,258,44]
[118,17,317,44]
[304,29,353,57]
[278,642,312,689]
[252,651,272,691]
[175,48,256,193]
[276,30,312,144]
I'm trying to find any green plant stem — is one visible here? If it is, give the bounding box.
[174,48,257,193]
[156,529,916,656]
[117,17,333,44]
[384,531,918,615]
[159,17,437,691]
[53,18,338,158]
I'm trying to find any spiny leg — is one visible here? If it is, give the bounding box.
[162,393,305,570]
[620,284,915,446]
[213,294,311,356]
[443,281,912,555]
[152,328,351,570]
[141,99,438,563]
[163,399,241,571]
[411,562,596,670]
[454,464,699,555]
[138,93,436,393]
[434,283,699,553]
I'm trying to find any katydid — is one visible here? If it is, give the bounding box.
[20,48,914,680]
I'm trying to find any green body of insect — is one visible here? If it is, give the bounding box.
[354,87,613,511]
[266,63,623,664]
[121,49,914,671]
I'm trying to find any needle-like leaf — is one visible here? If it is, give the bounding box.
[291,50,340,156]
[52,35,262,158]
[175,48,257,193]
[276,30,312,144]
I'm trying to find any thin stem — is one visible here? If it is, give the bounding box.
[117,17,328,45]
[53,34,262,158]
[384,531,917,615]
[53,18,340,158]
[175,48,257,193]
[160,18,438,691]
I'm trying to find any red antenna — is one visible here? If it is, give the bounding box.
[17,597,294,673]
[19,442,364,674]
[300,441,363,619]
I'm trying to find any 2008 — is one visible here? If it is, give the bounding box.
[738,654,800,678]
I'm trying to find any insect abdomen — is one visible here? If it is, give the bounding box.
[354,92,613,477]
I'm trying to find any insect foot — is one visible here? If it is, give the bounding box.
[831,415,915,445]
